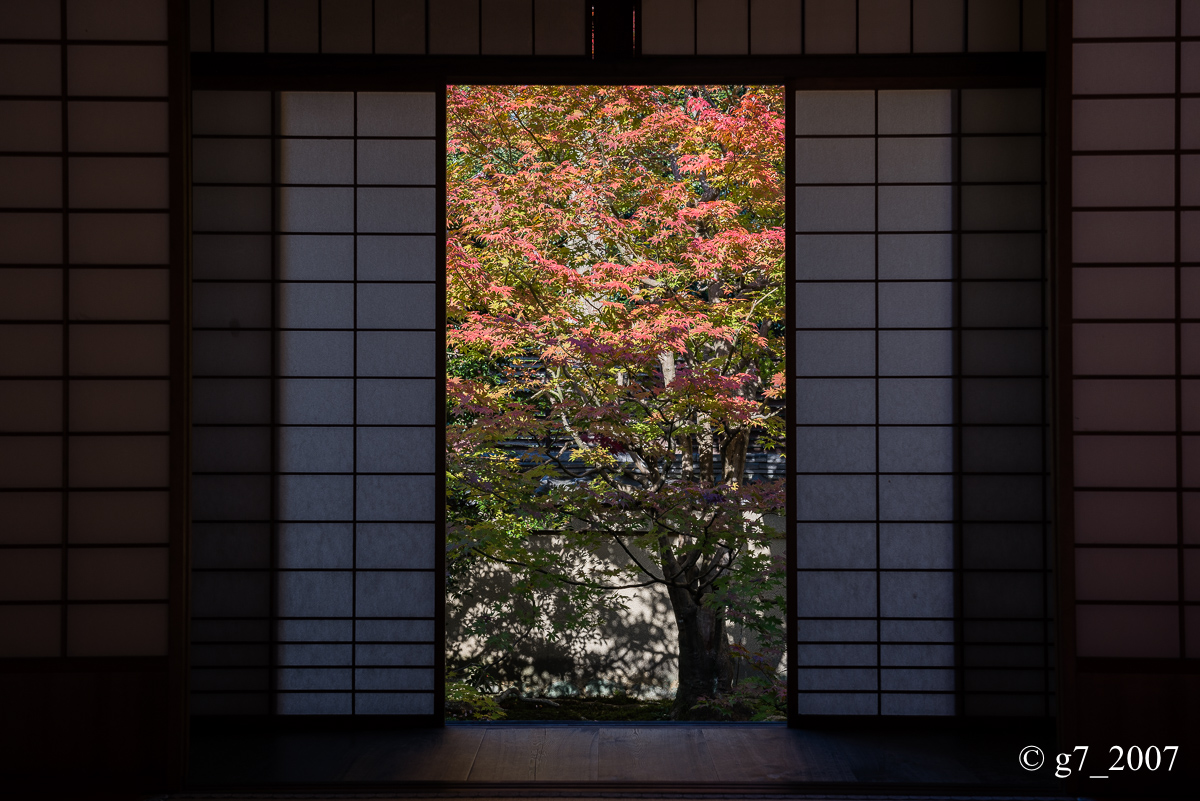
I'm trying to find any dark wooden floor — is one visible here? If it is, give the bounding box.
[188,721,1065,792]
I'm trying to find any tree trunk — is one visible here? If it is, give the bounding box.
[666,583,734,718]
[722,427,748,483]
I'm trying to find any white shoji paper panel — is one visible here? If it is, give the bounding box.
[191,90,439,716]
[794,88,1050,717]
[1070,0,1194,661]
[0,0,171,661]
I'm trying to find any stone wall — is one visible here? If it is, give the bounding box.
[447,516,786,697]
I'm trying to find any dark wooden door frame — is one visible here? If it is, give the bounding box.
[175,47,1056,786]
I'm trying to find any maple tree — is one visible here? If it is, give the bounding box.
[446,85,787,717]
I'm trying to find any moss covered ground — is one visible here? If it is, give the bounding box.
[496,695,673,721]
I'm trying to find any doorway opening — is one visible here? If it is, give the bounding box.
[444,85,788,722]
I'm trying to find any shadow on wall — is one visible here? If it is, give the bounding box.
[447,516,786,698]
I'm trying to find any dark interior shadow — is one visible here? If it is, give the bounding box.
[187,717,1059,791]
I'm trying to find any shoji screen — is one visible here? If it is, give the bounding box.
[1,0,172,660]
[1070,0,1196,663]
[959,88,1049,716]
[190,0,587,56]
[191,1,1043,58]
[191,89,274,713]
[791,88,1049,716]
[191,90,441,716]
[640,0,1047,55]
